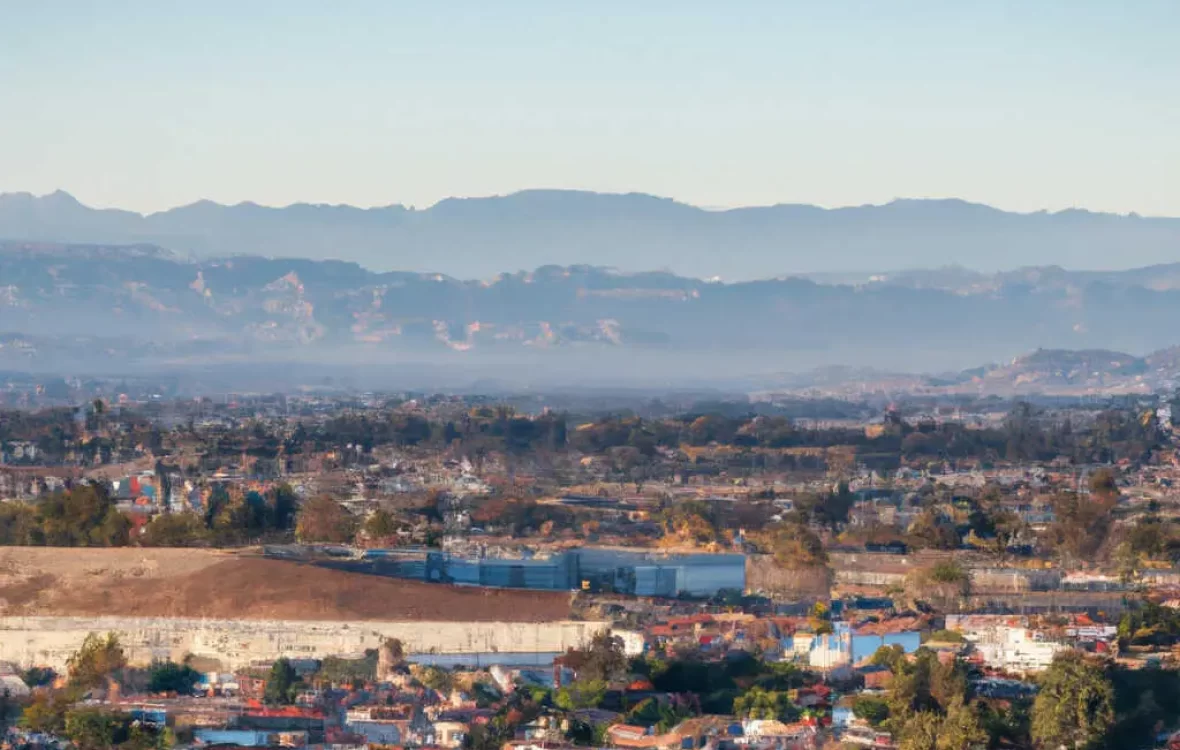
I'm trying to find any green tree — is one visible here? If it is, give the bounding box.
[147,661,201,694]
[853,696,891,727]
[0,688,15,735]
[1031,653,1114,750]
[22,666,57,688]
[36,485,130,547]
[140,512,208,547]
[897,711,942,750]
[554,679,607,711]
[625,697,693,733]
[317,651,378,687]
[733,687,799,721]
[871,644,908,672]
[0,502,37,545]
[417,666,454,693]
[64,708,125,750]
[270,484,299,531]
[936,696,986,750]
[264,658,301,705]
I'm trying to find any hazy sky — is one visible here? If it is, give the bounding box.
[2,1,1178,215]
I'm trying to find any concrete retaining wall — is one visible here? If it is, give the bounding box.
[0,616,609,671]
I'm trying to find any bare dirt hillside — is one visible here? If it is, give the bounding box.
[0,547,573,621]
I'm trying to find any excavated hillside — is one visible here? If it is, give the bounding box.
[0,547,573,621]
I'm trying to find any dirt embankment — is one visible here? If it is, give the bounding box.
[0,547,574,622]
[746,554,832,598]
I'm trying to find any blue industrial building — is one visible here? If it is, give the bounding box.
[325,547,745,598]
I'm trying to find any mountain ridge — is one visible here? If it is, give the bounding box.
[2,190,1177,280]
[6,242,1180,381]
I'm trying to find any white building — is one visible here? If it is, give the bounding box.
[808,632,852,671]
[970,625,1066,673]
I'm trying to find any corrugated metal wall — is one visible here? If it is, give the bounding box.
[342,547,745,598]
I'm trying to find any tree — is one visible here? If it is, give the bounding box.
[1031,652,1114,750]
[658,501,719,547]
[1088,469,1119,500]
[64,708,124,750]
[317,651,379,687]
[560,630,627,683]
[295,495,357,543]
[757,520,828,569]
[22,666,57,688]
[269,484,299,531]
[1048,492,1115,562]
[871,644,908,672]
[908,509,960,550]
[20,691,70,735]
[417,666,454,693]
[0,502,37,545]
[264,658,301,705]
[36,485,130,547]
[379,637,405,673]
[363,509,402,541]
[140,512,208,547]
[733,687,799,721]
[147,661,201,694]
[910,561,970,612]
[554,679,607,711]
[68,633,126,692]
[897,711,942,750]
[936,696,986,750]
[854,696,891,727]
[625,697,694,733]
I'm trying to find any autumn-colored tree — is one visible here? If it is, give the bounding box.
[67,632,127,692]
[658,500,718,547]
[560,630,627,683]
[1088,468,1119,500]
[756,520,828,569]
[295,495,357,543]
[20,692,71,735]
[1048,492,1116,562]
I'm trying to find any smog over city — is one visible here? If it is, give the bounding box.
[2,4,1180,750]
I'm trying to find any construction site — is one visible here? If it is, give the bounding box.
[0,547,603,670]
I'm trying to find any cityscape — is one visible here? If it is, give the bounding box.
[4,4,1180,750]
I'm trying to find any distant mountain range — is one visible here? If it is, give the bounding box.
[763,347,1180,399]
[2,190,1179,280]
[7,242,1180,390]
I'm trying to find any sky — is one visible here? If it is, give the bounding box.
[2,1,1178,215]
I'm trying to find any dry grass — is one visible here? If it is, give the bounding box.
[0,547,574,622]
